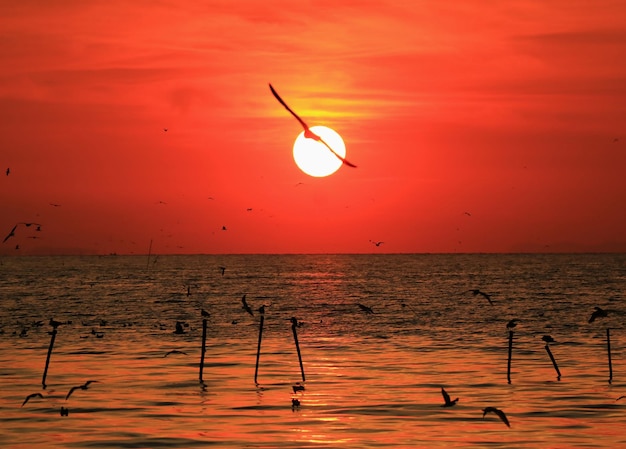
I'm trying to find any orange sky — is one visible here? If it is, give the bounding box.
[1,1,625,255]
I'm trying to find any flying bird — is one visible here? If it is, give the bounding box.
[242,295,254,317]
[369,240,384,247]
[588,306,608,324]
[5,168,9,176]
[2,224,18,243]
[164,350,187,357]
[440,387,458,407]
[21,392,44,407]
[616,395,625,401]
[269,83,357,168]
[466,289,493,305]
[482,407,510,427]
[357,303,374,314]
[65,380,99,400]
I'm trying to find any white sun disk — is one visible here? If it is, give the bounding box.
[293,126,345,177]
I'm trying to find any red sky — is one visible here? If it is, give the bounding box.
[1,1,625,255]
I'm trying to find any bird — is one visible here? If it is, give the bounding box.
[174,321,185,334]
[201,309,210,318]
[293,383,305,393]
[616,395,625,401]
[588,306,608,324]
[65,380,99,400]
[259,304,267,315]
[2,224,18,243]
[269,83,357,168]
[49,203,61,207]
[291,398,301,409]
[506,319,520,330]
[21,392,44,407]
[5,168,9,176]
[357,303,374,314]
[49,318,64,329]
[60,406,69,416]
[369,240,384,247]
[242,295,254,317]
[542,335,555,344]
[466,289,493,305]
[482,407,510,427]
[221,226,227,231]
[440,387,458,407]
[3,222,43,243]
[219,266,226,276]
[164,350,187,357]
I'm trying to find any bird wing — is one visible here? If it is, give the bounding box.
[494,409,511,427]
[66,386,79,400]
[3,224,17,243]
[269,84,310,131]
[441,387,451,404]
[316,135,358,167]
[22,393,43,407]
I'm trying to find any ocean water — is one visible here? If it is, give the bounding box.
[0,253,625,448]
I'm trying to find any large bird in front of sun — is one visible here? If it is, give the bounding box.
[269,84,356,168]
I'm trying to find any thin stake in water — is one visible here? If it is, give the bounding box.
[42,319,62,389]
[507,330,513,384]
[290,317,306,382]
[199,318,208,382]
[544,344,561,380]
[254,309,265,384]
[606,327,613,383]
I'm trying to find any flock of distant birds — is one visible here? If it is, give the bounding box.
[13,285,624,428]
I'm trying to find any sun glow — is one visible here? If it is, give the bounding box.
[293,126,345,177]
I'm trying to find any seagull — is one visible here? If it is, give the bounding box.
[2,224,18,243]
[369,240,384,247]
[60,406,69,416]
[542,335,555,344]
[21,392,44,407]
[588,306,608,324]
[242,295,254,317]
[174,321,185,334]
[49,318,65,329]
[219,266,226,276]
[482,407,510,427]
[291,398,301,409]
[293,383,305,393]
[466,289,493,305]
[269,83,357,168]
[357,303,374,314]
[164,350,187,357]
[201,309,210,318]
[65,380,99,400]
[616,395,626,401]
[440,387,458,407]
[506,319,520,330]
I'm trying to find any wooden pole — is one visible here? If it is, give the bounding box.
[42,327,58,389]
[291,317,306,382]
[254,313,265,384]
[545,344,561,380]
[199,319,208,382]
[606,327,613,383]
[507,331,513,384]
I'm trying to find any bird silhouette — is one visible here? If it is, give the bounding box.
[542,335,555,344]
[163,350,187,357]
[269,83,356,168]
[201,309,210,318]
[588,306,608,324]
[440,387,458,407]
[482,407,510,427]
[506,319,520,330]
[616,395,626,401]
[242,295,254,317]
[21,392,44,407]
[5,168,9,176]
[219,266,226,276]
[60,406,69,416]
[466,289,493,305]
[369,240,384,247]
[65,380,99,400]
[293,383,305,393]
[357,303,374,314]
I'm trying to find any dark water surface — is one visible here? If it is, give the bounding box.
[1,254,625,448]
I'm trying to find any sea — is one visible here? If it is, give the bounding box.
[0,253,625,448]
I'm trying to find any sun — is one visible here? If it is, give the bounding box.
[293,126,346,177]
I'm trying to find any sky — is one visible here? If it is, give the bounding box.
[1,0,625,255]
